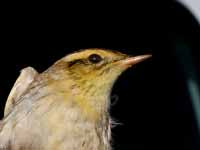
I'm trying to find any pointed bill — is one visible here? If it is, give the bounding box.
[120,54,152,66]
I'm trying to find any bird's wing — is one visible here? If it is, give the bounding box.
[4,67,38,116]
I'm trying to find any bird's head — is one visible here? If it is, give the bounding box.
[45,49,151,118]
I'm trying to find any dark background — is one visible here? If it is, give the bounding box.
[0,1,200,149]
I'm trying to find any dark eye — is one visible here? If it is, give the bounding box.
[88,54,102,64]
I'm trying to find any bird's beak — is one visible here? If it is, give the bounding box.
[120,54,152,67]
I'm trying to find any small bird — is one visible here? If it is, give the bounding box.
[0,48,151,150]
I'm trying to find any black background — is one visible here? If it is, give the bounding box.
[0,1,200,149]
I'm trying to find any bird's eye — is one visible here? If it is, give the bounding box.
[88,54,102,64]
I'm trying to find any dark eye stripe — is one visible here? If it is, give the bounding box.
[68,59,85,67]
[68,54,104,67]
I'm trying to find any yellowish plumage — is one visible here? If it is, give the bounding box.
[0,48,151,150]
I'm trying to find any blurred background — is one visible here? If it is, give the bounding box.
[0,0,200,149]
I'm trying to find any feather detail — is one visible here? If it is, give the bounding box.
[4,67,38,116]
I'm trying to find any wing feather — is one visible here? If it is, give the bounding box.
[4,67,38,116]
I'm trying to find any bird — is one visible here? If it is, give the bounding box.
[0,48,151,150]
